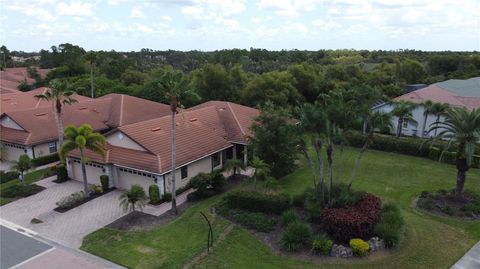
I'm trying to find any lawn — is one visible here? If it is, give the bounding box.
[82,147,480,269]
[0,168,55,206]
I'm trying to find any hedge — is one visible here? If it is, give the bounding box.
[55,164,69,183]
[0,171,20,184]
[224,191,290,215]
[31,154,59,167]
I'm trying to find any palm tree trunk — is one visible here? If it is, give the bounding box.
[301,140,316,189]
[313,138,324,198]
[55,111,64,148]
[421,113,428,137]
[455,168,466,199]
[434,115,440,136]
[171,110,177,214]
[348,139,369,189]
[253,172,257,192]
[90,64,94,98]
[397,118,402,137]
[326,143,333,206]
[455,141,469,199]
[80,148,89,197]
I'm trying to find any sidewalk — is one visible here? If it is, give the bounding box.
[143,189,194,216]
[451,241,480,269]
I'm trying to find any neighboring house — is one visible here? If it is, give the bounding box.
[0,93,171,161]
[65,101,259,194]
[0,67,50,94]
[374,77,480,137]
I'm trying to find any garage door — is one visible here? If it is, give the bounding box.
[117,168,153,192]
[71,160,103,185]
[3,143,26,161]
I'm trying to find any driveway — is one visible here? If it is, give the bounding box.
[0,177,127,248]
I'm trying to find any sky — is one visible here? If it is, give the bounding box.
[0,0,479,52]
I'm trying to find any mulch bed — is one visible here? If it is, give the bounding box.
[416,192,480,220]
[53,188,116,213]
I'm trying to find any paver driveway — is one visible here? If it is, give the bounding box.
[0,177,127,248]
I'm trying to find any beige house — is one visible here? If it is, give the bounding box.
[66,101,259,194]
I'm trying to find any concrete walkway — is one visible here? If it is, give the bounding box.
[451,241,480,269]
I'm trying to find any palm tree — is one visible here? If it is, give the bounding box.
[12,154,32,184]
[391,100,417,137]
[223,158,246,177]
[35,79,77,148]
[119,184,148,212]
[430,103,450,136]
[84,52,97,98]
[430,108,480,199]
[60,124,106,197]
[155,71,199,214]
[348,111,392,189]
[250,157,269,192]
[421,100,434,137]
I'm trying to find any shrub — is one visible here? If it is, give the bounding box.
[417,197,434,210]
[1,184,45,198]
[224,191,290,214]
[176,185,191,195]
[330,183,362,208]
[374,203,404,248]
[88,184,102,194]
[264,176,279,190]
[56,191,85,209]
[187,191,202,202]
[349,238,370,257]
[210,171,226,190]
[0,171,20,184]
[428,146,440,161]
[149,184,161,204]
[189,173,210,193]
[280,221,312,252]
[31,153,59,167]
[56,164,69,182]
[281,209,299,226]
[162,192,172,202]
[232,211,276,232]
[100,175,109,192]
[461,203,480,215]
[320,193,381,242]
[311,234,333,255]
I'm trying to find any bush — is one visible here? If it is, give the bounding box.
[100,175,109,192]
[0,171,20,184]
[88,184,102,194]
[320,193,381,242]
[232,211,276,232]
[224,191,290,214]
[374,203,404,248]
[31,154,59,167]
[56,164,69,183]
[349,238,370,257]
[187,191,202,202]
[461,203,480,215]
[281,209,299,226]
[330,183,362,208]
[162,192,172,202]
[56,191,85,209]
[311,234,333,255]
[280,221,312,252]
[149,184,161,204]
[428,146,440,161]
[264,176,279,190]
[176,185,191,195]
[1,184,45,198]
[210,171,226,190]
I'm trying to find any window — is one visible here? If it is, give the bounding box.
[181,166,188,179]
[402,119,409,129]
[48,142,57,153]
[212,152,221,167]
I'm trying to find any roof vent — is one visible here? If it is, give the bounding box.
[35,112,47,116]
[189,118,198,122]
[79,107,87,110]
[219,108,226,111]
[92,108,99,113]
[151,127,161,132]
[2,98,11,101]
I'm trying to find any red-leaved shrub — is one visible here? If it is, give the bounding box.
[320,193,381,242]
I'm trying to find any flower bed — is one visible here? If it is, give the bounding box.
[417,189,480,220]
[54,187,115,213]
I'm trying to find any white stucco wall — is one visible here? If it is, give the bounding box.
[0,116,24,130]
[33,142,57,158]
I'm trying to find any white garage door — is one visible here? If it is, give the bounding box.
[3,143,26,161]
[117,168,154,192]
[71,160,103,185]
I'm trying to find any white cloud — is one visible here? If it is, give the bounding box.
[7,3,56,22]
[312,19,340,31]
[56,1,93,17]
[258,0,319,17]
[131,6,144,18]
[162,16,172,22]
[181,5,204,16]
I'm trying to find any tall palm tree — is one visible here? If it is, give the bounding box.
[250,157,269,192]
[421,100,434,137]
[391,100,417,137]
[430,108,480,199]
[348,111,392,189]
[35,79,77,148]
[119,184,148,212]
[430,103,450,136]
[84,52,97,98]
[156,71,199,214]
[60,124,106,197]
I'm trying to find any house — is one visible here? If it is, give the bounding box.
[65,101,259,194]
[374,77,480,137]
[0,67,50,94]
[0,93,171,161]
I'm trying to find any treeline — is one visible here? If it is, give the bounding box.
[2,43,480,110]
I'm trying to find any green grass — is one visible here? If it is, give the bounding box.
[0,168,55,206]
[82,147,480,269]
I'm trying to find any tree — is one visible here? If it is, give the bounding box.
[119,184,148,212]
[396,59,427,84]
[430,103,450,136]
[12,154,31,184]
[60,124,106,197]
[250,103,299,178]
[154,70,199,214]
[191,63,233,101]
[430,108,480,198]
[421,100,434,137]
[84,52,97,98]
[250,157,269,192]
[223,158,246,177]
[391,100,417,137]
[35,79,78,148]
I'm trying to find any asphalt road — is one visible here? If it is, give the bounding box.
[0,225,52,269]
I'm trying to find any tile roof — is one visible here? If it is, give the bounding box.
[69,101,260,174]
[0,67,50,94]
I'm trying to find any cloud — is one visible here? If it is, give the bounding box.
[131,6,144,18]
[181,6,204,16]
[258,0,319,17]
[7,3,56,22]
[56,1,93,17]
